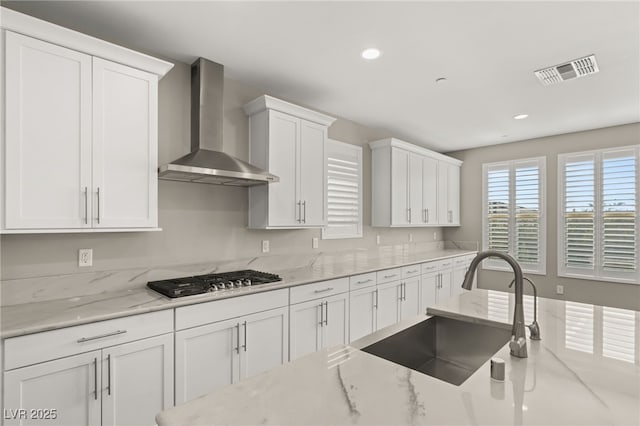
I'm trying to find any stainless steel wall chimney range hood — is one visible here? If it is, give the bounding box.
[158,58,279,186]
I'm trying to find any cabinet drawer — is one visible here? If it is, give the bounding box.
[438,258,455,270]
[4,309,173,370]
[176,288,288,331]
[421,261,439,275]
[377,267,402,284]
[349,273,376,290]
[290,277,349,304]
[402,265,421,279]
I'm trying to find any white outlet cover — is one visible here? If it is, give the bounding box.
[556,285,564,295]
[78,248,93,267]
[261,240,270,253]
[376,235,381,245]
[312,237,319,249]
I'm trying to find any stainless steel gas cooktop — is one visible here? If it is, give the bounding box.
[147,270,282,298]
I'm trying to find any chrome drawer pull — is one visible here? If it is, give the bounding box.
[356,279,372,284]
[77,330,127,343]
[406,269,418,274]
[383,274,397,279]
[314,287,334,293]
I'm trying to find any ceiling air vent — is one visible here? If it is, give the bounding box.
[534,54,599,86]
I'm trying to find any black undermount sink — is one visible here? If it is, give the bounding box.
[362,316,510,386]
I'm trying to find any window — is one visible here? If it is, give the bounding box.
[482,157,546,274]
[558,146,639,283]
[322,139,363,239]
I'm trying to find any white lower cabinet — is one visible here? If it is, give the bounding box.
[175,306,288,404]
[3,323,173,426]
[289,278,349,360]
[349,286,378,342]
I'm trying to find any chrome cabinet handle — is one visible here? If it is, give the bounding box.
[235,323,240,354]
[384,274,397,279]
[84,187,88,224]
[96,187,101,224]
[426,209,429,223]
[374,289,379,308]
[297,201,301,223]
[407,269,418,274]
[408,207,412,223]
[406,208,410,223]
[77,330,127,343]
[422,208,426,223]
[357,279,372,284]
[302,201,306,224]
[107,354,111,396]
[319,302,324,327]
[448,210,452,223]
[93,357,98,400]
[242,321,247,352]
[314,287,334,293]
[324,301,329,326]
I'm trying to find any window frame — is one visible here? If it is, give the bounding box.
[557,145,640,284]
[482,156,547,275]
[322,139,363,240]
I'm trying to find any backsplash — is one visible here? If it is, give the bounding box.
[0,241,480,306]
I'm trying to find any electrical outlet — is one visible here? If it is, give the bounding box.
[261,240,270,253]
[78,249,93,267]
[312,237,319,249]
[376,235,381,245]
[556,285,564,295]
[433,232,438,240]
[408,233,413,242]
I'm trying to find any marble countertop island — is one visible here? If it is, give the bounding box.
[156,290,640,426]
[1,246,474,338]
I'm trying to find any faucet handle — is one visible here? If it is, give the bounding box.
[509,336,528,358]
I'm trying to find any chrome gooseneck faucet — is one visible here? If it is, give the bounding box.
[509,276,541,340]
[461,250,528,358]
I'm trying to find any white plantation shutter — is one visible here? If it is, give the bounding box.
[322,139,362,239]
[482,158,546,274]
[559,146,639,283]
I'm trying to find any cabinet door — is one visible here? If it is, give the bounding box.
[4,351,101,426]
[390,149,409,226]
[240,307,289,379]
[101,334,173,426]
[408,154,423,225]
[437,271,453,303]
[420,272,438,311]
[349,287,377,342]
[422,157,438,225]
[4,31,92,229]
[376,281,401,330]
[451,265,468,297]
[92,58,158,228]
[298,120,326,226]
[322,293,349,350]
[438,162,461,225]
[400,277,421,320]
[268,111,299,226]
[289,299,323,361]
[175,318,240,404]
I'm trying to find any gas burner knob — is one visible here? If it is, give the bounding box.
[226,281,235,289]
[217,282,226,289]
[235,280,243,288]
[243,279,252,286]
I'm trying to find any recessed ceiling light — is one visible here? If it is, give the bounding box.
[513,114,529,120]
[361,48,381,60]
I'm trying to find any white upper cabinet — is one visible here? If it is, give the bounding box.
[244,95,336,229]
[0,8,172,233]
[370,138,462,227]
[438,160,461,226]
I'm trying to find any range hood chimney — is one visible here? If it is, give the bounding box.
[158,58,279,186]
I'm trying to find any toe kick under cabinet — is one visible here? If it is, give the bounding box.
[2,310,174,426]
[0,8,173,233]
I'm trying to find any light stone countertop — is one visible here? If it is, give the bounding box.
[156,289,640,426]
[0,248,474,338]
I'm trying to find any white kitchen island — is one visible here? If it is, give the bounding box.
[156,289,640,426]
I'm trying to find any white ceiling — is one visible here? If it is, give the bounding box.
[4,1,640,152]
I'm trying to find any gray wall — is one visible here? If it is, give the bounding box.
[444,123,640,310]
[0,61,444,280]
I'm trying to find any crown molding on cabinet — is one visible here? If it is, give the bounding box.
[243,95,336,127]
[369,138,463,166]
[0,7,174,77]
